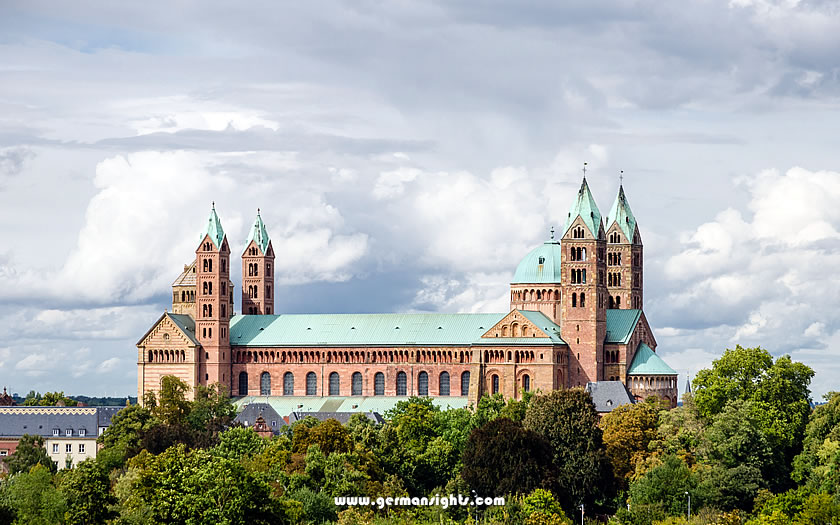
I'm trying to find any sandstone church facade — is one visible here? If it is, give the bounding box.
[137,178,679,408]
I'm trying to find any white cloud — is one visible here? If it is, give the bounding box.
[97,357,121,373]
[662,167,840,397]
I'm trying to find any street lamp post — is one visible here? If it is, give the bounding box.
[684,491,691,521]
[579,503,584,525]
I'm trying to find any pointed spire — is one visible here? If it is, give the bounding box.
[245,209,271,254]
[202,202,226,248]
[605,180,637,242]
[562,172,603,238]
[685,373,692,394]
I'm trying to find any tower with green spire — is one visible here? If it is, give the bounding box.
[195,202,232,389]
[604,183,643,310]
[242,209,275,316]
[560,174,608,386]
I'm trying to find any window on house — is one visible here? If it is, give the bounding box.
[492,374,500,394]
[260,372,271,395]
[439,372,450,396]
[66,444,72,453]
[79,444,85,453]
[283,372,294,395]
[306,372,317,396]
[79,429,85,437]
[52,444,59,453]
[374,372,385,396]
[0,450,7,456]
[53,429,59,436]
[66,429,72,437]
[418,371,429,396]
[523,374,530,392]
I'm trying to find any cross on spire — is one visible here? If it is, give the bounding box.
[550,226,555,240]
[582,162,587,180]
[620,170,624,186]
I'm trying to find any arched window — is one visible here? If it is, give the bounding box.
[418,371,429,396]
[238,372,248,395]
[283,372,294,395]
[260,372,271,395]
[439,372,450,396]
[492,374,500,394]
[580,293,585,307]
[203,259,208,271]
[329,372,340,395]
[208,282,212,294]
[208,304,213,317]
[374,372,385,396]
[615,296,621,308]
[352,372,363,396]
[572,293,577,307]
[306,372,317,396]
[461,371,470,396]
[523,374,530,392]
[396,371,407,395]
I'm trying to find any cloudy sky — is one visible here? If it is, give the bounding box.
[0,0,838,399]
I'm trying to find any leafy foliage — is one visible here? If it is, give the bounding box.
[3,434,56,475]
[523,389,613,513]
[461,417,557,496]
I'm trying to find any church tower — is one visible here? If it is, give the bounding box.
[605,182,643,309]
[242,210,275,315]
[560,174,608,386]
[195,203,232,388]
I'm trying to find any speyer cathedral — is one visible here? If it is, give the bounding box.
[137,176,679,407]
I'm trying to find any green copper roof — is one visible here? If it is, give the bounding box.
[605,185,637,242]
[229,312,568,347]
[245,210,271,254]
[563,178,603,238]
[230,313,506,347]
[233,396,470,415]
[512,240,563,284]
[627,342,677,375]
[202,203,225,249]
[605,309,642,344]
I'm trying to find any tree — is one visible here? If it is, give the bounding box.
[96,404,159,469]
[523,389,613,513]
[521,489,573,525]
[377,397,463,494]
[600,399,661,484]
[188,382,236,432]
[212,426,267,460]
[60,459,116,525]
[461,417,557,496]
[693,347,812,444]
[292,419,352,455]
[3,434,56,474]
[5,464,66,524]
[150,375,191,426]
[22,391,78,407]
[692,346,813,487]
[628,454,698,516]
[792,391,840,492]
[117,444,298,524]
